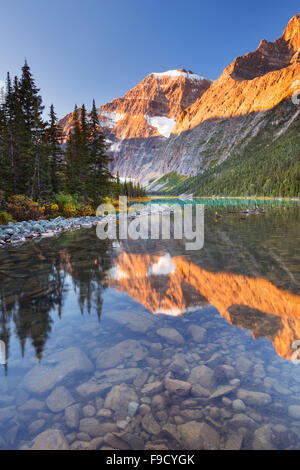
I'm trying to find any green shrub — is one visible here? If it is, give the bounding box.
[54,193,79,211]
[0,211,13,225]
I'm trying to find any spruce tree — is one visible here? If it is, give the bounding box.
[80,104,90,198]
[65,105,82,196]
[88,99,112,205]
[46,104,64,195]
[31,93,48,200]
[17,60,46,197]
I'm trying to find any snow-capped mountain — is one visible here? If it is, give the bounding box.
[59,15,300,186]
[59,69,212,181]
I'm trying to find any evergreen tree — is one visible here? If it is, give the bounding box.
[65,105,83,196]
[88,99,112,205]
[30,92,48,200]
[80,104,90,198]
[46,104,64,195]
[0,63,121,206]
[17,60,42,195]
[113,171,121,198]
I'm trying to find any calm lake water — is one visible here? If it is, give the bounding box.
[1,198,300,450]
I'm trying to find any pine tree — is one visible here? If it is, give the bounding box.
[88,99,112,205]
[0,63,118,206]
[31,93,48,200]
[46,104,64,195]
[80,104,90,198]
[16,60,46,197]
[65,105,83,196]
[113,171,121,198]
[4,73,20,195]
[0,99,8,196]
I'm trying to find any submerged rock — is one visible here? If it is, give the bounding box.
[96,367,140,384]
[191,384,211,397]
[18,398,44,412]
[127,401,139,417]
[79,418,117,437]
[288,405,300,420]
[164,378,191,396]
[31,429,69,450]
[103,433,131,450]
[235,356,253,374]
[169,353,190,378]
[253,425,275,450]
[83,405,96,418]
[187,325,206,342]
[107,309,155,333]
[209,385,236,399]
[0,406,16,422]
[141,381,163,397]
[76,381,112,398]
[232,399,246,412]
[46,386,75,413]
[96,340,146,369]
[28,419,46,436]
[20,347,93,394]
[178,421,220,450]
[65,404,80,429]
[104,384,138,419]
[237,389,271,407]
[141,413,160,435]
[156,327,184,345]
[225,433,244,450]
[227,413,257,430]
[188,365,216,391]
[97,409,112,419]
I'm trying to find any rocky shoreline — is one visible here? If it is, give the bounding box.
[0,216,102,247]
[0,204,174,247]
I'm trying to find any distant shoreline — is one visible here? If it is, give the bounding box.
[148,195,300,201]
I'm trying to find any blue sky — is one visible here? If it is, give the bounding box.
[0,0,298,119]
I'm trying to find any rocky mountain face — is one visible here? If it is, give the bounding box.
[59,70,212,180]
[59,14,300,186]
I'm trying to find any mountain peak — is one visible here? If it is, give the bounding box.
[226,13,300,81]
[283,13,300,51]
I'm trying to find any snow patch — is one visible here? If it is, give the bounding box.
[118,176,137,183]
[99,111,125,128]
[148,253,176,276]
[109,265,129,280]
[152,70,207,81]
[154,305,204,316]
[145,115,175,137]
[110,142,121,152]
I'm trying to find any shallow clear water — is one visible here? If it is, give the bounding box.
[1,199,300,449]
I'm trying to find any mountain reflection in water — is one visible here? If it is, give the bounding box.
[1,201,300,450]
[109,252,300,360]
[0,200,300,364]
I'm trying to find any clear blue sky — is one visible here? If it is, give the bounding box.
[0,0,298,119]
